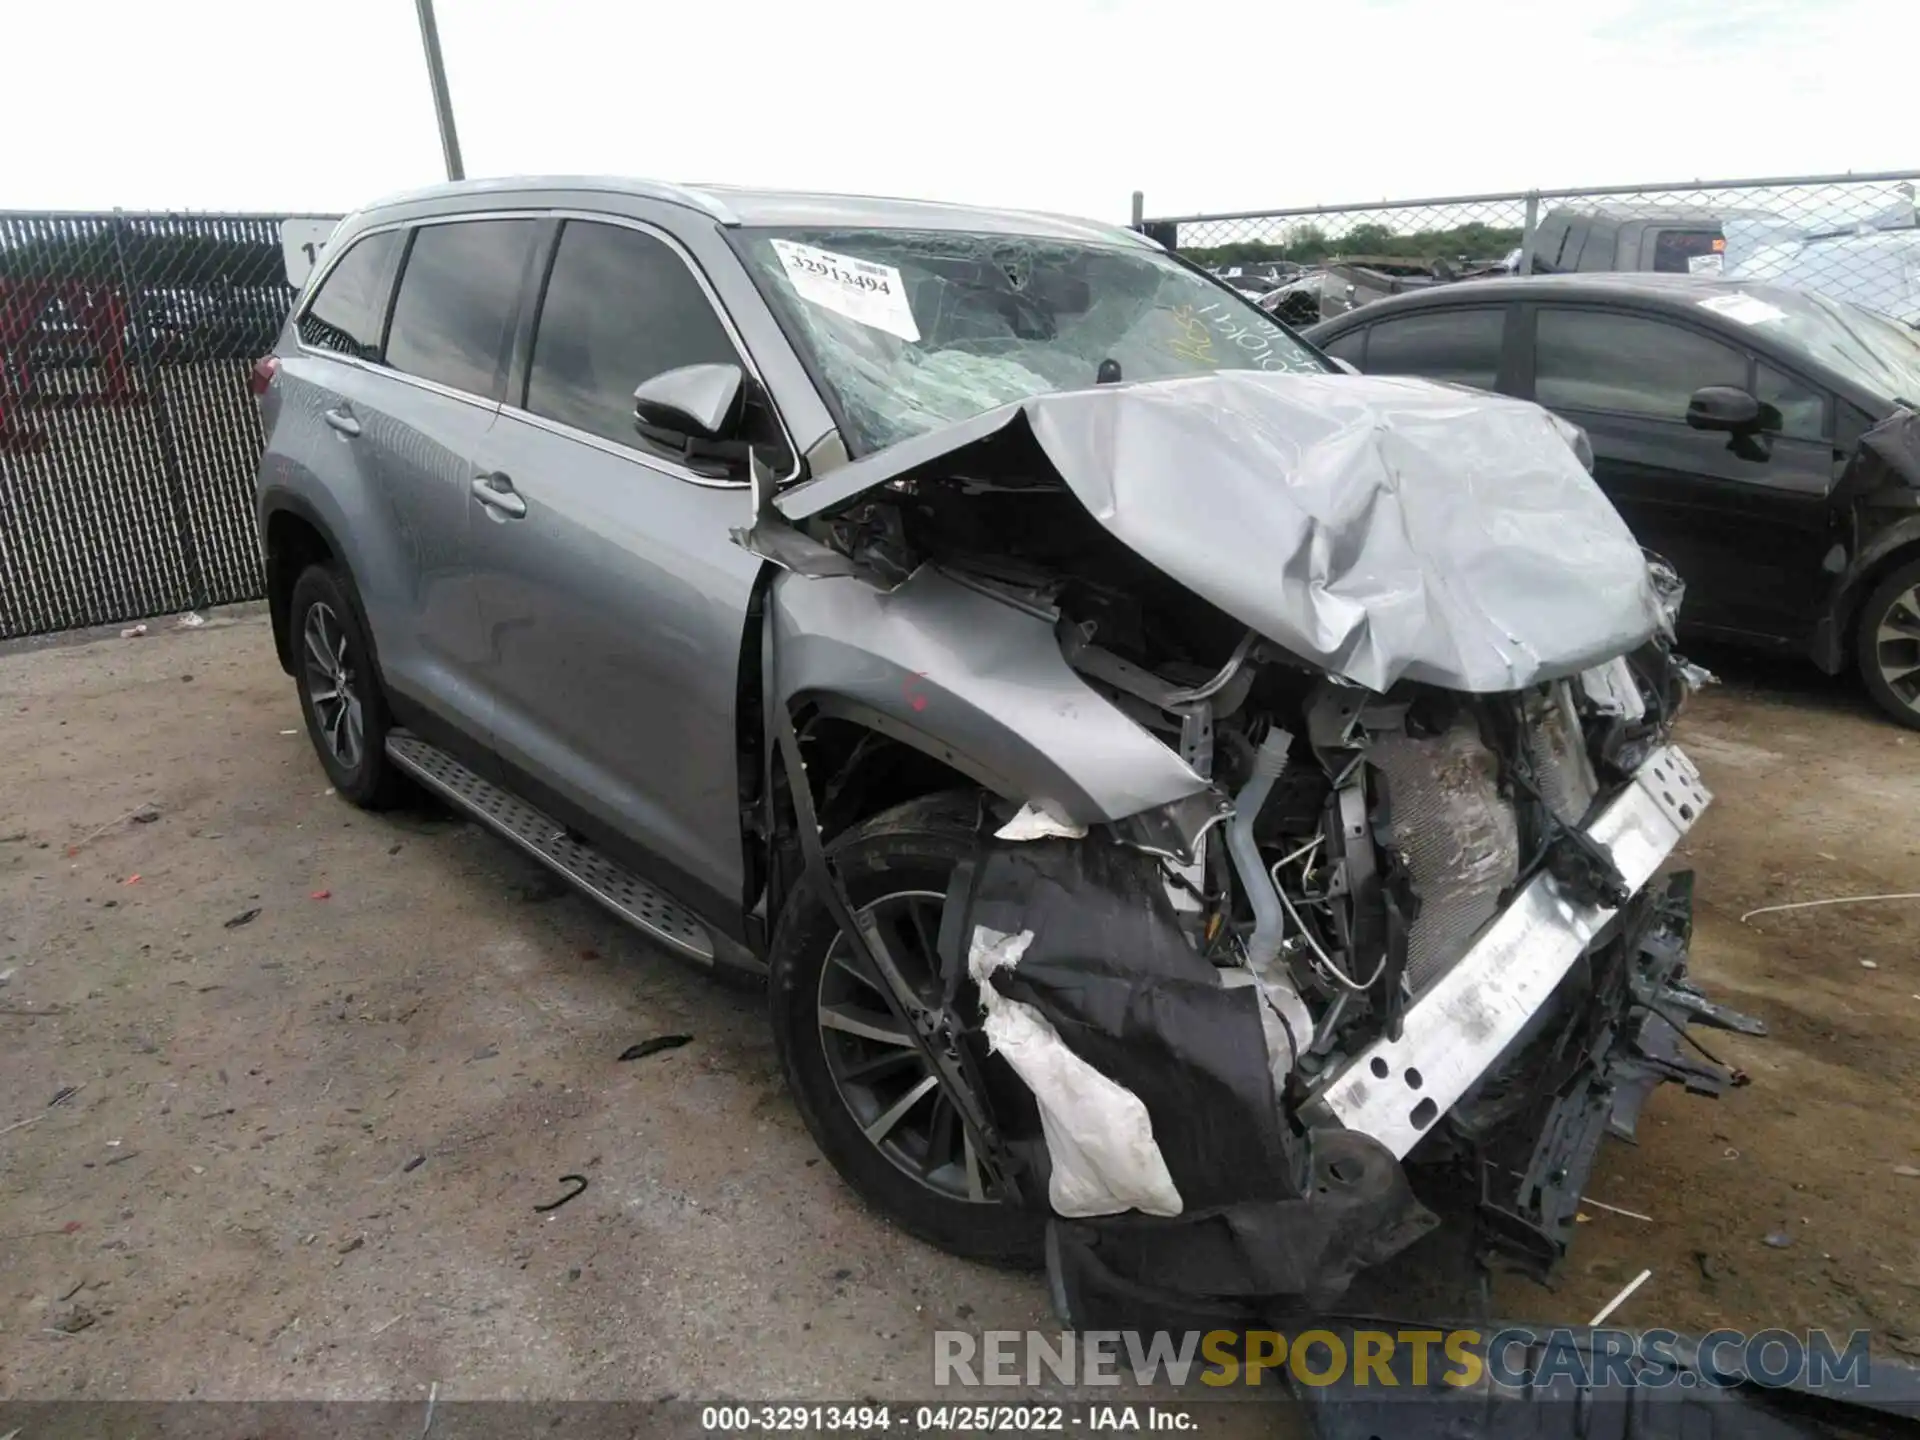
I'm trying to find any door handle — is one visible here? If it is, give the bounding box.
[322,407,360,437]
[471,474,527,519]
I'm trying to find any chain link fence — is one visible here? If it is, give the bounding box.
[0,211,337,640]
[1140,170,1920,329]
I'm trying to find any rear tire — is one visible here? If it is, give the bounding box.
[289,563,411,808]
[769,792,1045,1268]
[1856,556,1920,731]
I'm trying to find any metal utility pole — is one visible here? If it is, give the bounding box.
[414,0,465,182]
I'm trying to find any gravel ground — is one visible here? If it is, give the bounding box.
[2,610,1917,1409]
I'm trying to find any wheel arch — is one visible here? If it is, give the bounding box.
[260,492,343,676]
[1820,522,1920,673]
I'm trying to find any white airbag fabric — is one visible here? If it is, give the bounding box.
[968,925,1182,1218]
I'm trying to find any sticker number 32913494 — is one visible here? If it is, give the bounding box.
[771,239,921,343]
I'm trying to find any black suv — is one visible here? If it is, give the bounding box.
[1308,273,1920,726]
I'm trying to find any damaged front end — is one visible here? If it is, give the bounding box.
[758,371,1762,1323]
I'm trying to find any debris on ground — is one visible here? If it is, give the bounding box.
[1741,892,1920,924]
[337,1235,364,1255]
[533,1175,589,1213]
[177,612,206,629]
[65,800,162,856]
[131,805,161,824]
[1764,1230,1795,1248]
[403,1155,425,1173]
[120,625,147,639]
[223,908,261,929]
[1586,1268,1653,1326]
[52,1305,97,1333]
[310,890,331,901]
[48,1086,80,1108]
[1894,1165,1920,1179]
[617,1035,693,1063]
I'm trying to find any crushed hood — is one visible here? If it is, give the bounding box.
[778,370,1665,694]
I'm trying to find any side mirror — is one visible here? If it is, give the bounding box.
[634,362,745,448]
[1685,385,1763,433]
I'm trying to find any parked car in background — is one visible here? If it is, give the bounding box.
[1307,274,1920,726]
[1521,205,1752,276]
[1258,254,1519,327]
[251,177,1738,1324]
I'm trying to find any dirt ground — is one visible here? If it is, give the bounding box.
[2,609,1917,1406]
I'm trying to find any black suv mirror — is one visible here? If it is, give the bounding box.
[1686,385,1763,433]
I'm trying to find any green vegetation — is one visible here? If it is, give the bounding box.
[1186,219,1523,268]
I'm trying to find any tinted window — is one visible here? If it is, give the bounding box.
[298,230,399,359]
[385,219,538,398]
[526,220,743,449]
[1364,309,1504,389]
[1534,309,1746,418]
[1321,328,1366,367]
[1755,362,1828,441]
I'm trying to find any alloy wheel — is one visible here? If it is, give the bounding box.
[815,889,998,1206]
[302,600,364,771]
[1874,581,1920,717]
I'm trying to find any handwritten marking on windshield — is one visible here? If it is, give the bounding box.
[1167,305,1220,365]
[1184,300,1319,374]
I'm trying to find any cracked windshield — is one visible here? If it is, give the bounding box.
[738,228,1325,455]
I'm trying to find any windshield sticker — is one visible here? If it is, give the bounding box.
[1171,301,1318,373]
[1688,252,1725,276]
[771,239,920,342]
[1698,292,1786,326]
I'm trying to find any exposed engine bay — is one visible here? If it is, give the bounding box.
[756,372,1761,1321]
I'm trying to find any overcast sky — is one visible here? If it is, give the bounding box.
[13,0,1917,224]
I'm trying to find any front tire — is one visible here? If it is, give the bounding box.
[1856,557,1920,730]
[289,563,410,808]
[769,792,1045,1268]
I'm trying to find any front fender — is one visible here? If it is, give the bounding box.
[768,566,1208,824]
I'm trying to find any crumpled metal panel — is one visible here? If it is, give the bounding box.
[769,565,1209,824]
[781,371,1664,694]
[1369,715,1520,993]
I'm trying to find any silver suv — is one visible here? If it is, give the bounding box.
[253,177,1755,1324]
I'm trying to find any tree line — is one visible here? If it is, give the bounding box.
[1184,219,1524,268]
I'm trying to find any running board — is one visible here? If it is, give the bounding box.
[384,731,716,963]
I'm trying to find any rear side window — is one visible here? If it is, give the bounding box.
[298,230,400,359]
[525,220,743,449]
[1363,309,1505,390]
[385,219,539,398]
[1534,309,1746,418]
